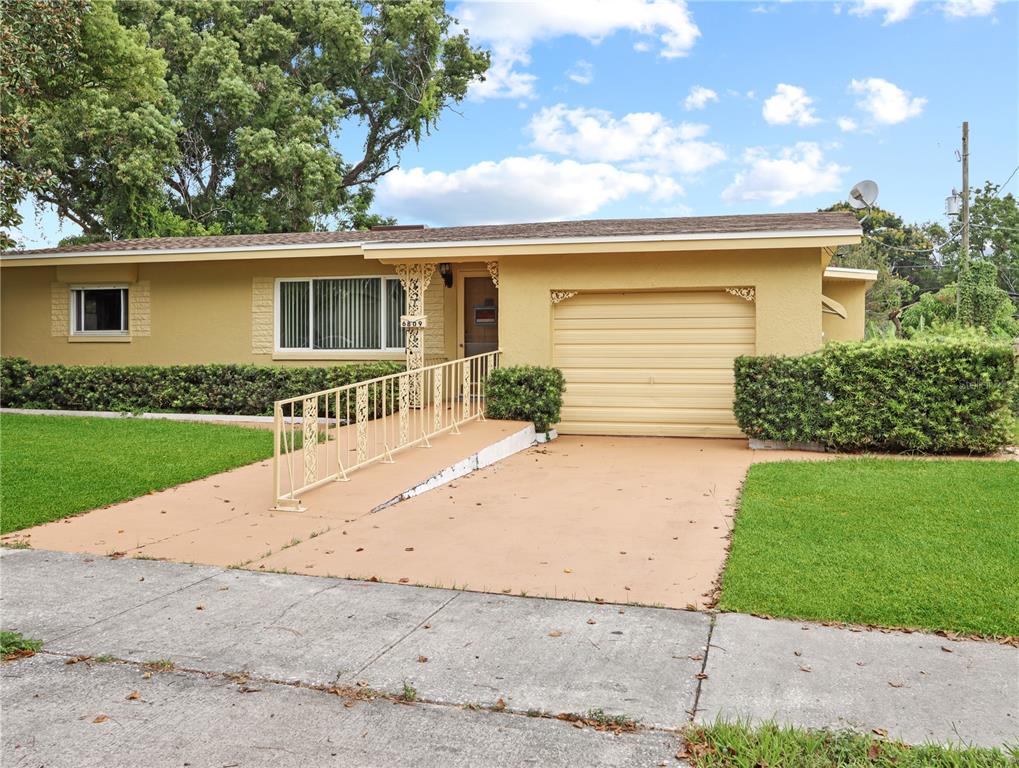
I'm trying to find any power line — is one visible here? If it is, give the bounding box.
[994,165,1019,194]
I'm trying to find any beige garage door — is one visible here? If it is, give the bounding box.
[552,290,755,437]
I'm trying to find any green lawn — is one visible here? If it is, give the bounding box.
[719,458,1019,638]
[0,414,273,534]
[683,721,1016,767]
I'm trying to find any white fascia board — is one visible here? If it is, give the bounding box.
[362,228,862,252]
[0,240,365,261]
[823,266,879,280]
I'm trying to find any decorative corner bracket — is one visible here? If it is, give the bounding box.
[550,290,578,305]
[725,287,756,302]
[486,261,499,288]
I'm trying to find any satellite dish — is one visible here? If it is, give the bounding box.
[848,180,879,209]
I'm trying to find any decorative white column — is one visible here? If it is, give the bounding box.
[394,263,436,407]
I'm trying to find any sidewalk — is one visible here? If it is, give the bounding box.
[2,549,1015,766]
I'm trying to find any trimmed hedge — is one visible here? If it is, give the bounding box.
[734,338,1016,454]
[486,365,565,432]
[0,357,403,417]
[733,355,828,445]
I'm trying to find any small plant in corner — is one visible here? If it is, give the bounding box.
[398,682,418,702]
[143,659,175,673]
[1,631,42,661]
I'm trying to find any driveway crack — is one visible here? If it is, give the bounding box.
[689,612,716,722]
[351,592,461,677]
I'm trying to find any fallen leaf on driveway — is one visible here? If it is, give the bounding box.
[404,547,414,552]
[126,691,140,701]
[888,681,905,688]
[493,698,506,711]
[799,665,812,673]
[694,673,708,680]
[548,630,562,638]
[93,715,109,724]
[586,619,596,625]
[563,568,572,574]
[398,578,409,584]
[872,728,887,737]
[417,656,428,663]
[940,646,954,653]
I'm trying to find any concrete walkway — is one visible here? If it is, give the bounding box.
[2,550,1015,767]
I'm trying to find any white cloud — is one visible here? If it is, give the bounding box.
[470,51,537,100]
[457,0,700,99]
[566,60,594,85]
[528,104,726,174]
[761,84,820,126]
[721,142,847,206]
[848,0,918,24]
[837,116,858,132]
[684,85,719,111]
[943,0,997,16]
[375,156,683,225]
[849,77,926,124]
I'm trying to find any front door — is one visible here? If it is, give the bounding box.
[461,275,499,357]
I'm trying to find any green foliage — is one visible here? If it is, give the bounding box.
[900,267,1019,339]
[823,202,932,310]
[684,720,1017,767]
[0,630,43,658]
[486,366,566,433]
[4,1,489,242]
[734,338,1016,453]
[732,355,828,444]
[929,182,1019,306]
[0,357,402,416]
[2,0,180,241]
[0,413,274,533]
[0,0,88,248]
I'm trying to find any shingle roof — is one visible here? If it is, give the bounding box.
[6,212,860,257]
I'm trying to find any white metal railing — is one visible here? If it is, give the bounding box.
[272,351,501,509]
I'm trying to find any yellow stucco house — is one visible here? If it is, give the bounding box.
[0,211,872,438]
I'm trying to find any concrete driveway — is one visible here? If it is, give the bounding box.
[258,436,815,608]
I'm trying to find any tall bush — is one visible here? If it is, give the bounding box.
[0,358,403,417]
[734,338,1015,454]
[486,366,565,432]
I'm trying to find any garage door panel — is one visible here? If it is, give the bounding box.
[554,302,752,321]
[555,346,755,369]
[554,315,755,331]
[566,382,736,402]
[559,421,745,438]
[554,327,755,345]
[553,290,754,437]
[563,369,736,385]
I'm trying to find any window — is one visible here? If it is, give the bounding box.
[71,286,128,335]
[277,277,406,351]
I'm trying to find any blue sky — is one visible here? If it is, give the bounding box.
[15,0,1018,247]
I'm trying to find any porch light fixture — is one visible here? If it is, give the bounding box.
[945,188,962,217]
[438,262,453,288]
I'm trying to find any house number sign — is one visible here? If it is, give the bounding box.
[400,315,428,329]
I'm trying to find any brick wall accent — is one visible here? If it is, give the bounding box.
[129,280,151,336]
[51,283,69,336]
[251,277,274,354]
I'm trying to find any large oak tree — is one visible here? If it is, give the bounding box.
[2,0,489,244]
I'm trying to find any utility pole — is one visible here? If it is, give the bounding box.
[956,121,971,322]
[961,121,970,275]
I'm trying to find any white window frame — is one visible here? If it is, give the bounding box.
[273,275,406,354]
[69,284,129,337]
